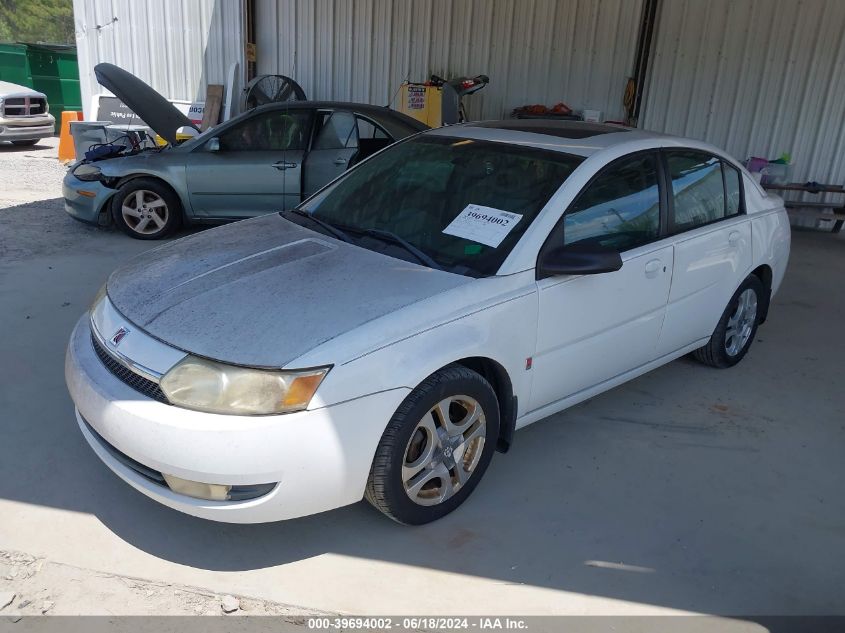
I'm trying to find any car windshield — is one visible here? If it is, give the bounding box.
[294,135,582,276]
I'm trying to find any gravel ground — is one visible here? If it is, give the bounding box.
[0,549,321,618]
[0,138,128,264]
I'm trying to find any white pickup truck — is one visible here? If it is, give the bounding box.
[0,80,56,146]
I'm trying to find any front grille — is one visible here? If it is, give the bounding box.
[91,333,169,403]
[1,96,47,117]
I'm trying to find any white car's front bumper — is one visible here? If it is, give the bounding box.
[65,314,409,523]
[0,116,55,141]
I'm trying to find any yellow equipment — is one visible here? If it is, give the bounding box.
[397,75,489,127]
[397,82,444,127]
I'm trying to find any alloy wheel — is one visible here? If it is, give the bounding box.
[121,190,169,235]
[402,395,486,506]
[725,288,758,356]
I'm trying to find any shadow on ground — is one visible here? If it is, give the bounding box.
[0,141,54,152]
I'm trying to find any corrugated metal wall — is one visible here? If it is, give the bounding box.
[73,0,245,119]
[641,0,845,187]
[255,0,643,121]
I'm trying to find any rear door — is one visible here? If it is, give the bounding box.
[303,110,359,198]
[185,108,312,218]
[530,152,674,411]
[655,151,752,355]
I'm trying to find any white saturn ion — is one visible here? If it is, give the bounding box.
[66,120,790,525]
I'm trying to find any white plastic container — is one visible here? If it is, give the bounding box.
[760,163,791,185]
[583,109,602,123]
[69,121,112,159]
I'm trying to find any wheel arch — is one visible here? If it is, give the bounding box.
[451,356,517,454]
[750,263,773,323]
[113,173,189,221]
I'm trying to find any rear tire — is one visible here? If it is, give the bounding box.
[693,275,764,368]
[365,365,499,525]
[111,178,182,240]
[11,140,38,146]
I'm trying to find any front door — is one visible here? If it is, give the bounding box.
[303,110,359,198]
[185,109,312,218]
[530,152,673,411]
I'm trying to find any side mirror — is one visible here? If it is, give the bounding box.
[537,246,623,279]
[206,137,221,152]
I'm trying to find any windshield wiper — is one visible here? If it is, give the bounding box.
[355,228,443,271]
[282,209,352,243]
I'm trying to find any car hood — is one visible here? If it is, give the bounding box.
[106,214,472,368]
[94,63,199,145]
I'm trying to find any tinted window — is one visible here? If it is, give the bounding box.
[216,111,310,151]
[667,151,725,229]
[724,162,742,216]
[357,117,389,140]
[299,136,581,276]
[314,111,358,149]
[561,153,661,251]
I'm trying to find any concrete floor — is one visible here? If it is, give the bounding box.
[0,139,843,617]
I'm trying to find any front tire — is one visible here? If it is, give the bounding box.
[365,365,500,525]
[693,275,764,368]
[11,139,39,146]
[111,178,182,240]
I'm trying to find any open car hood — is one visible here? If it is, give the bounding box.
[94,63,199,144]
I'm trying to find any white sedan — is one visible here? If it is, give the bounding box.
[65,120,790,525]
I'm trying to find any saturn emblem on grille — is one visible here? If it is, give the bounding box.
[110,327,129,347]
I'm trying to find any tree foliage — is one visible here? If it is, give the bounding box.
[0,0,74,45]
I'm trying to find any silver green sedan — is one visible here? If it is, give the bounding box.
[63,66,426,240]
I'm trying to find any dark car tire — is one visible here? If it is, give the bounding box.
[693,274,765,368]
[111,178,182,240]
[11,140,39,146]
[365,365,499,525]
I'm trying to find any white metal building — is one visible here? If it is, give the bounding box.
[73,0,845,186]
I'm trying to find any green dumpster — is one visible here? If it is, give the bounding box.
[0,42,82,131]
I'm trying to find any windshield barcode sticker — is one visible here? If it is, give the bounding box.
[442,205,523,248]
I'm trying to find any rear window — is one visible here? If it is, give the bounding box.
[724,162,743,216]
[667,151,726,229]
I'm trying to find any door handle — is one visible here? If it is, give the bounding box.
[272,161,298,170]
[728,230,742,245]
[644,259,662,276]
[333,157,347,165]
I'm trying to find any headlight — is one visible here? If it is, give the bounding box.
[160,355,330,415]
[73,163,103,182]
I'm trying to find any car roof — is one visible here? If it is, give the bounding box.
[425,119,681,159]
[252,100,429,133]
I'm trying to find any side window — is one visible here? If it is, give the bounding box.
[723,162,743,216]
[561,153,661,251]
[667,151,725,229]
[356,117,389,140]
[216,111,310,151]
[313,111,358,150]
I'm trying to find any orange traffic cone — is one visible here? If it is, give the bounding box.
[58,110,83,163]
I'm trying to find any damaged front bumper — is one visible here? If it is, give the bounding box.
[62,170,114,225]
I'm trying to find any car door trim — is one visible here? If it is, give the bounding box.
[518,336,710,424]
